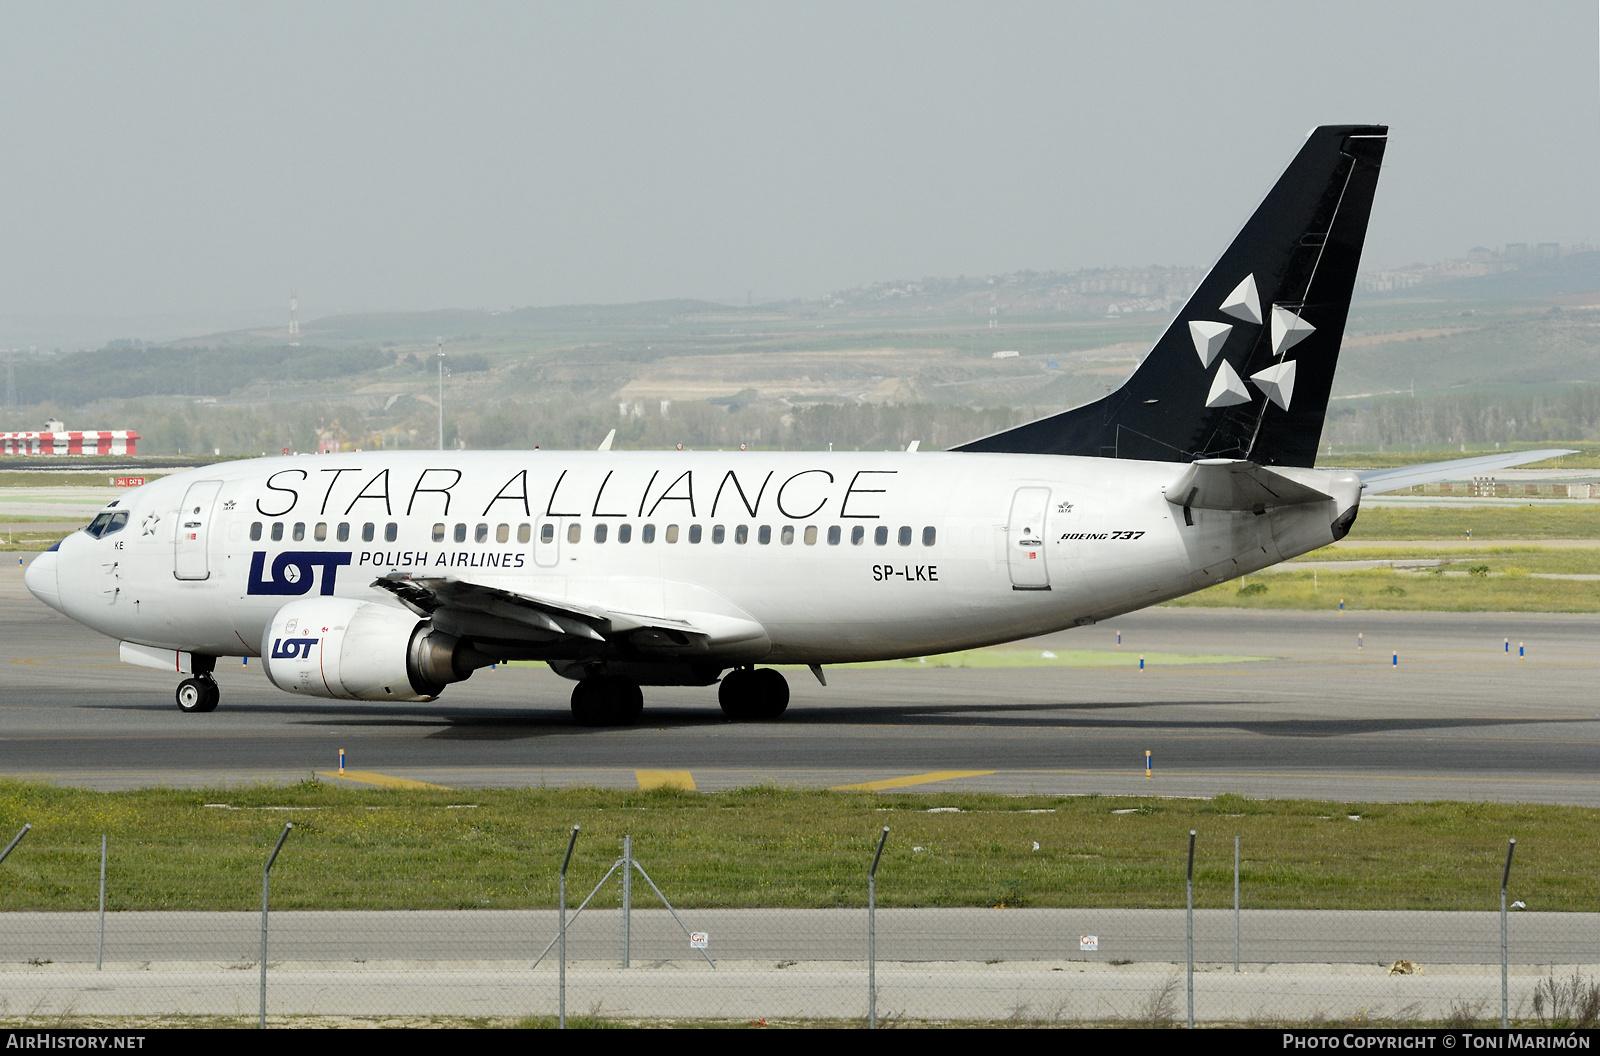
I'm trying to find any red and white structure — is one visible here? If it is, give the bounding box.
[1,428,140,456]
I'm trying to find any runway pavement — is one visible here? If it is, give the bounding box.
[4,558,1599,804]
[3,909,1586,1022]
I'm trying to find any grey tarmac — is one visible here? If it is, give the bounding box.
[1,909,1587,1023]
[4,559,1599,804]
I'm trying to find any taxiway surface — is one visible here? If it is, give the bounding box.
[3,560,1597,803]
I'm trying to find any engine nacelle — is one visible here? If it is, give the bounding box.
[260,598,489,701]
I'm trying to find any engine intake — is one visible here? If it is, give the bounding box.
[261,598,492,701]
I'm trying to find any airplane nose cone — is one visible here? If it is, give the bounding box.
[23,546,62,612]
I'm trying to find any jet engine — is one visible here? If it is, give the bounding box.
[260,597,493,701]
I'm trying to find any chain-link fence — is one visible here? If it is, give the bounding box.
[1,821,1596,1028]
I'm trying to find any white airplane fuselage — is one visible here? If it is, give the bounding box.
[28,450,1360,676]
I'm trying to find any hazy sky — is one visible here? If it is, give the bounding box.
[1,1,1597,344]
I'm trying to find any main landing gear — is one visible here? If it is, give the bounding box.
[571,675,645,727]
[176,676,219,714]
[718,667,789,721]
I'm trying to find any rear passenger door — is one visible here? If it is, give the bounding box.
[1006,487,1051,591]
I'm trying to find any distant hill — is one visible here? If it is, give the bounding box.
[1365,252,1600,302]
[305,299,742,342]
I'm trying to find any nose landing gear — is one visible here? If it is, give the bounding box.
[176,676,219,714]
[718,667,789,721]
[175,654,219,714]
[570,675,645,727]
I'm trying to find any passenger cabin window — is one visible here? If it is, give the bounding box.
[780,526,795,545]
[688,524,702,544]
[665,524,680,544]
[898,526,912,546]
[454,523,467,543]
[385,523,398,543]
[874,526,889,546]
[540,523,555,544]
[292,522,305,542]
[735,525,748,544]
[804,526,818,545]
[271,522,284,542]
[827,526,841,545]
[567,523,581,544]
[314,522,327,542]
[712,525,725,544]
[337,522,350,542]
[851,526,865,546]
[496,524,509,544]
[594,524,608,543]
[517,524,531,543]
[618,524,632,543]
[758,525,771,545]
[923,526,937,546]
[362,523,375,543]
[249,522,262,542]
[471,523,484,543]
[642,523,656,543]
[432,523,446,542]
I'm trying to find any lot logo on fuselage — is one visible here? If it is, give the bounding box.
[247,551,352,596]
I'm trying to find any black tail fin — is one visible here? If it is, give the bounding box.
[956,125,1387,468]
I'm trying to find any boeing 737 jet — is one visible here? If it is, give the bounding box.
[24,125,1570,725]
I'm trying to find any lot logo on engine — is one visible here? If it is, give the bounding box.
[247,551,353,596]
[270,637,319,660]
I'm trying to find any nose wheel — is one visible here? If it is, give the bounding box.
[176,676,219,714]
[718,668,789,720]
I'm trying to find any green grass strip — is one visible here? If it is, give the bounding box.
[0,783,1589,913]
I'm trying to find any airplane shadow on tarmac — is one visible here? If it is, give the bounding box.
[82,696,1593,742]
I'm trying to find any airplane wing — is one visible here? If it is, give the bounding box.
[369,571,770,659]
[1357,449,1575,496]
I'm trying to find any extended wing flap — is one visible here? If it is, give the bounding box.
[1164,458,1331,512]
[370,572,769,658]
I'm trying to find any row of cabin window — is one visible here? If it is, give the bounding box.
[555,522,936,547]
[250,519,938,548]
[249,521,398,543]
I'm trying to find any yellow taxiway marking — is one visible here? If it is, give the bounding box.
[635,769,696,791]
[829,770,996,792]
[316,770,449,790]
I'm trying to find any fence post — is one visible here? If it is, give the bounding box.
[621,834,632,968]
[1233,835,1240,974]
[0,823,30,865]
[1186,830,1196,1029]
[97,836,107,971]
[1501,837,1515,1029]
[559,825,578,1030]
[868,826,888,1029]
[259,823,293,1031]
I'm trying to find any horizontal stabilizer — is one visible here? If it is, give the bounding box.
[1164,459,1331,512]
[1357,450,1575,496]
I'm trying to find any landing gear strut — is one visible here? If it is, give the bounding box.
[176,676,219,714]
[571,675,645,727]
[718,667,789,721]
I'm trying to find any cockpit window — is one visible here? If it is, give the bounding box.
[84,512,114,538]
[84,511,128,539]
